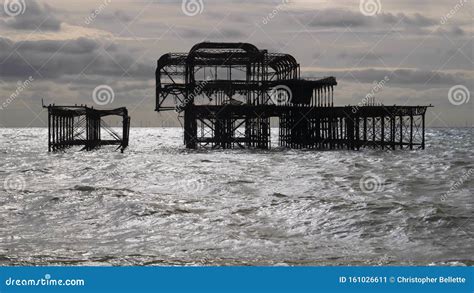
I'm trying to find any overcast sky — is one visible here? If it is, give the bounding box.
[0,0,472,127]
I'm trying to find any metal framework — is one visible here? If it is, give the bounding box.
[156,42,431,150]
[44,104,130,152]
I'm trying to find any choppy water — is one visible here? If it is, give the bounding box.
[0,127,472,266]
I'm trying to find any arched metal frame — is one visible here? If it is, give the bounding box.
[155,42,430,150]
[156,42,336,111]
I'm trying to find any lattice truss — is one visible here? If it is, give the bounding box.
[155,42,431,150]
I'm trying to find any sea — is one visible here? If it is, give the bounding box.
[0,127,472,266]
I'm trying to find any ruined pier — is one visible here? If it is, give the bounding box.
[44,104,130,152]
[156,42,430,150]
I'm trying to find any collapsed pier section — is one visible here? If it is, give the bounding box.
[44,104,130,152]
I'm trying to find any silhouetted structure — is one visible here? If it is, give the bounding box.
[156,42,431,150]
[44,104,130,152]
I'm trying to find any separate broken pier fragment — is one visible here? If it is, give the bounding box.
[44,104,130,152]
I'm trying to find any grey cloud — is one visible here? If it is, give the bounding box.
[303,68,471,86]
[0,36,12,50]
[302,9,439,28]
[213,28,245,39]
[388,69,465,85]
[337,52,385,61]
[0,37,153,80]
[16,37,100,54]
[94,10,134,24]
[177,28,203,39]
[436,26,465,36]
[1,0,61,31]
[178,27,245,39]
[380,12,436,27]
[113,10,133,23]
[307,9,368,27]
